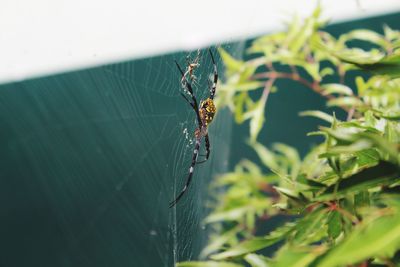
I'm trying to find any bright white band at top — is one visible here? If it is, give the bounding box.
[1,0,399,84]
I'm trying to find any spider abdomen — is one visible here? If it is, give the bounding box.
[199,98,216,126]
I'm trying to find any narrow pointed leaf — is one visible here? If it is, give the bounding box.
[177,261,244,267]
[318,161,399,200]
[317,212,400,267]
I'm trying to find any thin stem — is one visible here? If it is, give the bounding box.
[261,78,274,102]
[247,57,267,68]
[266,62,276,72]
[337,64,345,84]
[325,201,360,225]
[346,107,355,121]
[252,71,332,99]
[251,71,360,114]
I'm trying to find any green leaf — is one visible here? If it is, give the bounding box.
[177,261,244,267]
[383,24,400,41]
[274,186,302,201]
[327,97,364,107]
[352,52,400,78]
[321,40,400,77]
[201,8,400,267]
[211,237,281,260]
[318,161,399,200]
[320,139,372,156]
[204,207,248,224]
[319,40,384,64]
[358,132,399,163]
[211,222,295,259]
[251,142,280,171]
[239,159,263,175]
[320,67,334,78]
[327,211,342,239]
[355,76,367,96]
[234,81,265,92]
[342,29,387,47]
[354,148,380,166]
[294,208,326,244]
[342,48,385,64]
[218,47,244,73]
[312,35,400,78]
[271,246,323,267]
[299,110,334,123]
[321,127,359,143]
[200,227,241,258]
[272,143,301,178]
[249,92,269,143]
[289,14,315,53]
[233,92,248,123]
[307,131,327,137]
[354,190,370,208]
[316,211,400,267]
[380,112,400,121]
[321,83,353,96]
[297,174,327,189]
[304,63,321,81]
[244,254,271,267]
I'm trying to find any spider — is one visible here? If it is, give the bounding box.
[169,49,218,208]
[182,49,201,83]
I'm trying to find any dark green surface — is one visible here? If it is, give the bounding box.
[0,12,399,267]
[0,46,242,267]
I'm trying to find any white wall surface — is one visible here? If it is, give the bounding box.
[1,0,400,83]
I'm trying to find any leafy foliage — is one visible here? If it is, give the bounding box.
[179,5,400,267]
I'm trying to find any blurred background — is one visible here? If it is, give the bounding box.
[0,1,399,266]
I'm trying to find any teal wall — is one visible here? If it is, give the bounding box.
[0,12,399,267]
[0,46,244,267]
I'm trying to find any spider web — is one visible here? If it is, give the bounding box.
[3,10,398,267]
[0,43,245,267]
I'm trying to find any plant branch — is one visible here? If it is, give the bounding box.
[251,71,360,114]
[252,71,333,99]
[261,77,275,103]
